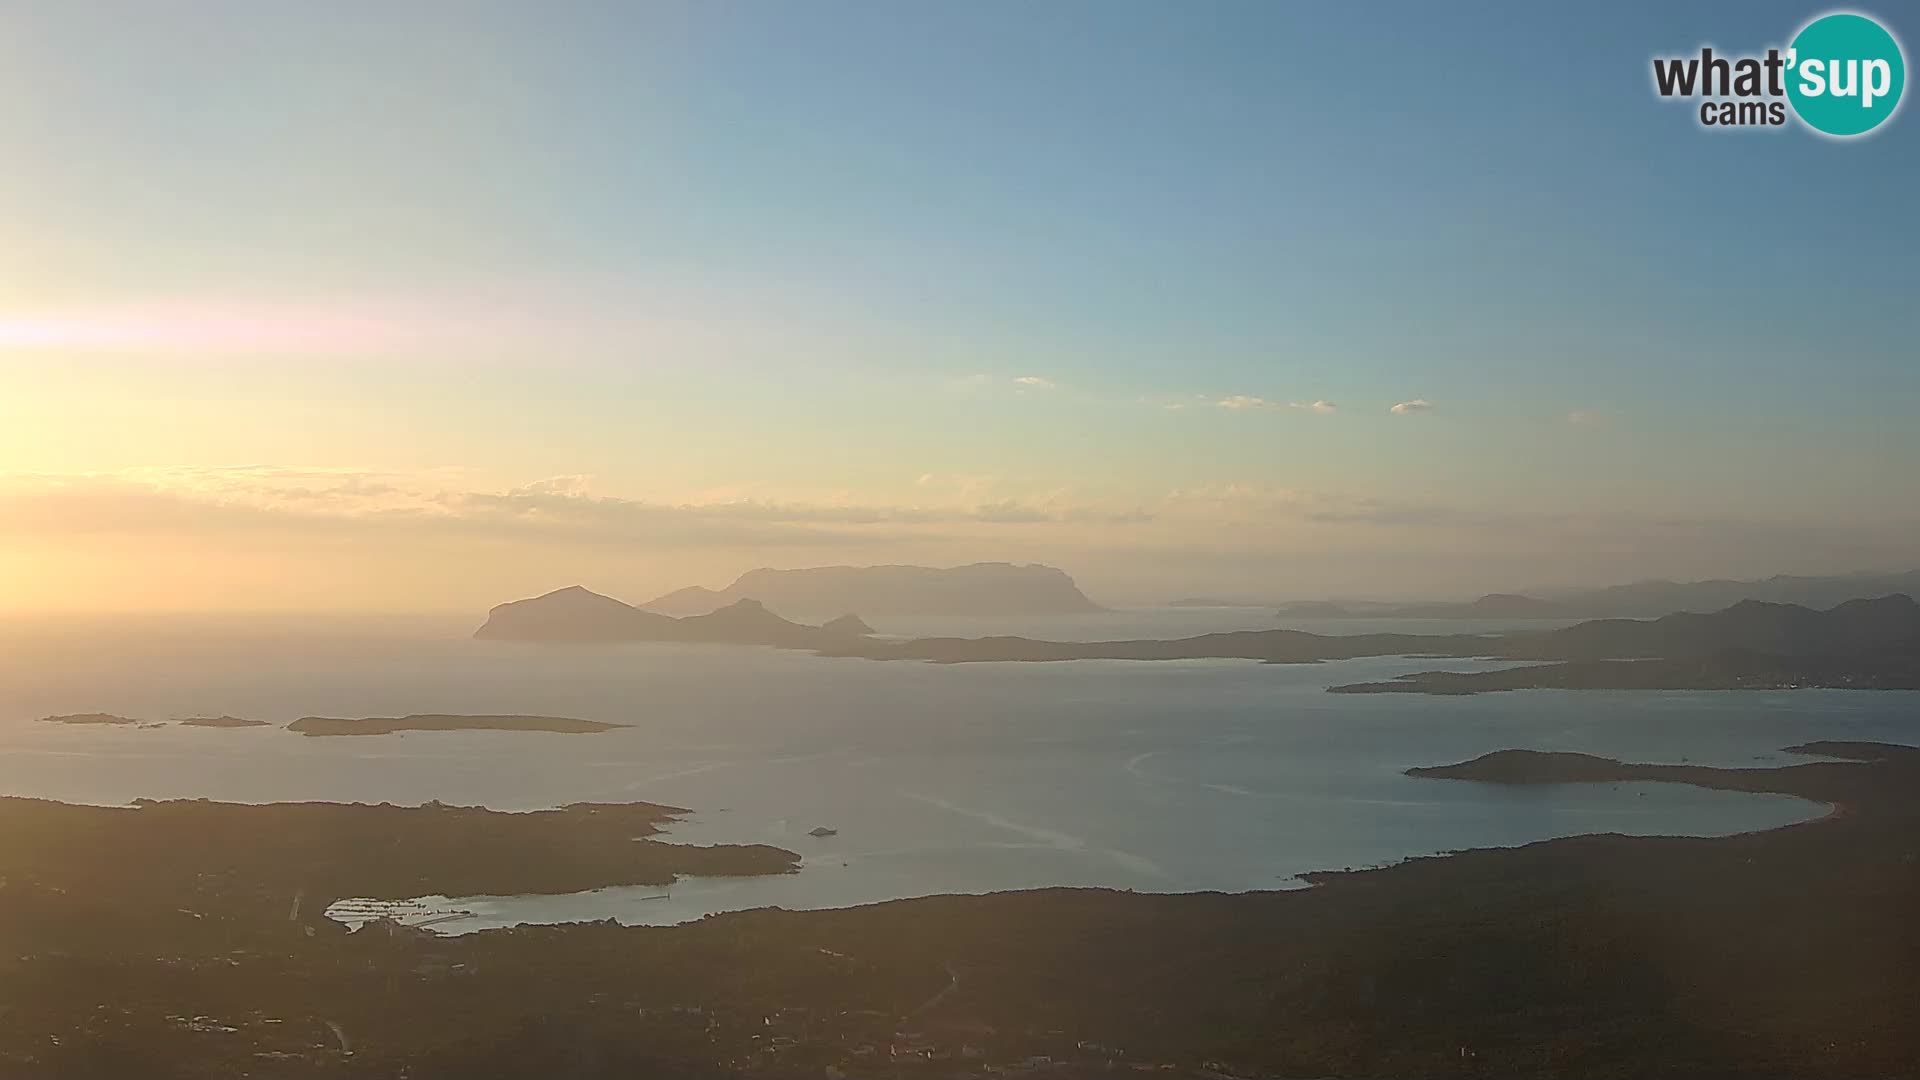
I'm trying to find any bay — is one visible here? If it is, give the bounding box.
[1,610,1907,932]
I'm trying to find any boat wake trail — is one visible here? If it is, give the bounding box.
[899,789,1166,880]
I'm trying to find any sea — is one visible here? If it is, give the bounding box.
[2,608,1914,933]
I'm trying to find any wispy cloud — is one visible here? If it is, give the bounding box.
[0,469,1154,549]
[1215,395,1272,410]
[1389,398,1433,414]
[1215,396,1337,413]
[6,468,1915,609]
[1566,409,1605,426]
[943,373,1064,396]
[12,469,1906,563]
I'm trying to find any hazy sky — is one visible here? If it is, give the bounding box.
[3,1,1916,611]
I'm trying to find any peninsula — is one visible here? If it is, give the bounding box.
[1328,650,1920,695]
[4,742,1918,1076]
[1274,568,1920,620]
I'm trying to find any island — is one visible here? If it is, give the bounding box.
[818,613,876,637]
[287,714,624,737]
[1166,596,1279,608]
[821,625,1496,663]
[642,562,1105,617]
[829,594,1920,688]
[1275,592,1568,619]
[177,715,272,728]
[469,589,1920,697]
[474,586,866,647]
[1403,744,1892,806]
[4,741,1919,1077]
[472,589,1920,697]
[37,712,142,725]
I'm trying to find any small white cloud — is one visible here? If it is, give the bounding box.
[1292,399,1338,414]
[1012,375,1057,390]
[1389,399,1433,415]
[1566,409,1605,426]
[1215,395,1271,410]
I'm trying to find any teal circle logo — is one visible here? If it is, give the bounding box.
[1786,12,1906,136]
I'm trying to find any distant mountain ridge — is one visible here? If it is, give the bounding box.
[1273,569,1920,620]
[474,585,1920,694]
[816,593,1920,670]
[473,586,874,646]
[1497,594,1920,660]
[643,562,1103,616]
[1330,594,1920,695]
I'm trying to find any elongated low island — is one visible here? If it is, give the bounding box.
[286,713,624,736]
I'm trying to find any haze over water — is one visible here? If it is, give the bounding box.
[4,609,1903,931]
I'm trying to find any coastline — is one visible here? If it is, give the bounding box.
[5,740,1918,1076]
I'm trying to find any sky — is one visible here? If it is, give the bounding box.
[2,0,1917,612]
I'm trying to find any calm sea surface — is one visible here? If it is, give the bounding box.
[2,609,1913,932]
